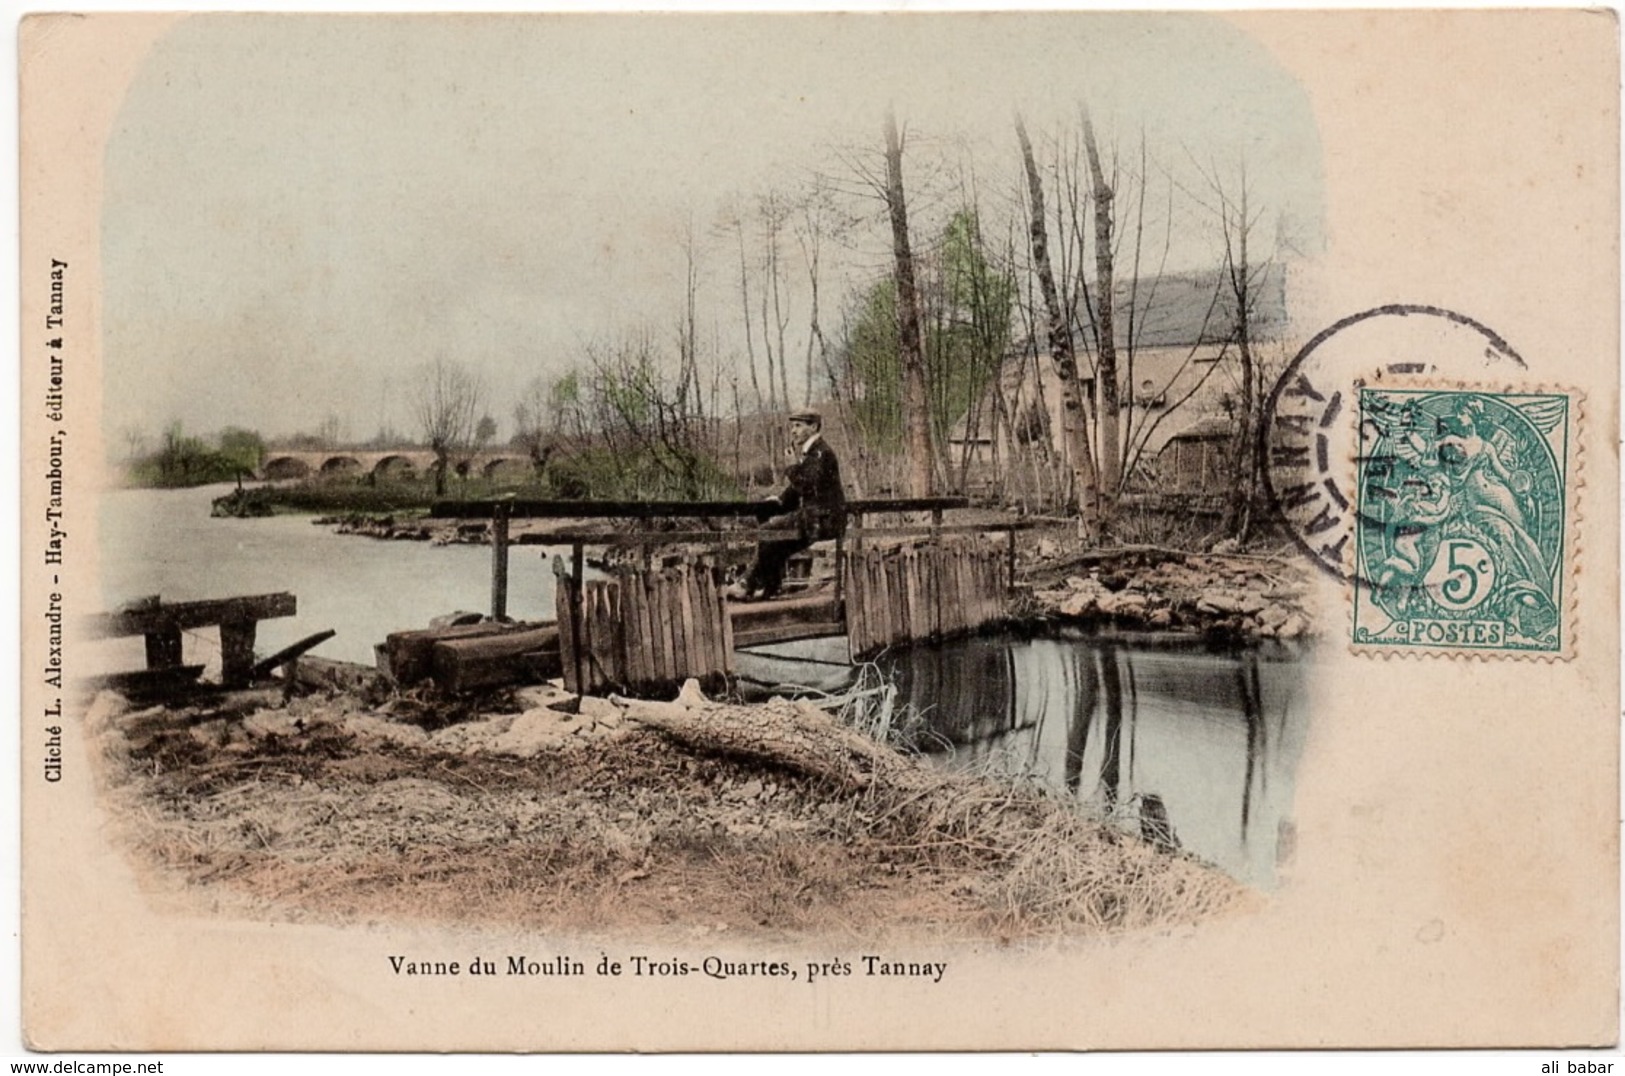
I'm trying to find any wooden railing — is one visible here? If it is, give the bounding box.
[429,497,1025,679]
[429,496,982,620]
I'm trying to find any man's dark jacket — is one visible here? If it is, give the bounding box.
[776,437,846,541]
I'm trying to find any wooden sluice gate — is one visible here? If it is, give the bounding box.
[841,539,1013,661]
[554,559,735,697]
[429,495,1020,695]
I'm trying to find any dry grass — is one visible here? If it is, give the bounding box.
[89,689,1250,941]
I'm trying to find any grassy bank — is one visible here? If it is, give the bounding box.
[87,681,1249,940]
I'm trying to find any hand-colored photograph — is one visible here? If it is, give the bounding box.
[18,11,1618,1055]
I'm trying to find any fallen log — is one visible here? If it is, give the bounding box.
[286,655,383,694]
[615,680,929,793]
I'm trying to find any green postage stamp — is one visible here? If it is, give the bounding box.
[1352,386,1577,656]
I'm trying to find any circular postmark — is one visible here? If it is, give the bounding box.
[1260,304,1528,586]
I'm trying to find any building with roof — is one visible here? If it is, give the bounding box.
[946,264,1290,492]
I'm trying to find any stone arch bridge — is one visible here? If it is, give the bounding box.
[258,450,533,482]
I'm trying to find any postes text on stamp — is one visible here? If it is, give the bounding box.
[1351,386,1573,656]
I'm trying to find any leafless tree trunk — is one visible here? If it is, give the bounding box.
[794,184,833,409]
[760,192,795,423]
[884,108,935,499]
[1218,165,1261,541]
[1016,113,1099,540]
[1081,107,1121,527]
[679,220,700,416]
[727,209,770,462]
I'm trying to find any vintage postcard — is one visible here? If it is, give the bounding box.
[18,11,1618,1053]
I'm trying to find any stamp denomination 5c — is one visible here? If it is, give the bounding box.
[1351,386,1576,657]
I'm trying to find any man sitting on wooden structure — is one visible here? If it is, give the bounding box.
[728,409,847,601]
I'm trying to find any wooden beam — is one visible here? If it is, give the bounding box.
[430,496,970,521]
[525,522,1031,546]
[522,528,801,546]
[844,523,1035,538]
[727,593,840,636]
[733,621,847,649]
[381,621,526,685]
[431,627,561,693]
[432,499,772,520]
[846,497,969,514]
[85,593,296,639]
[251,629,339,680]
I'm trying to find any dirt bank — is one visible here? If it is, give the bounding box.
[88,677,1251,941]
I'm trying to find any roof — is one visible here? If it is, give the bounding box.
[1018,265,1289,354]
[1164,415,1236,443]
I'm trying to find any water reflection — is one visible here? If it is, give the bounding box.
[877,631,1310,887]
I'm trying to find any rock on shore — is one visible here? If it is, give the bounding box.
[1027,548,1317,641]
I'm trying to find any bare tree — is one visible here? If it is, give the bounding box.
[884,107,935,499]
[1210,159,1270,541]
[1080,106,1122,524]
[1016,113,1099,539]
[412,356,484,497]
[793,177,841,408]
[758,191,795,424]
[721,199,770,429]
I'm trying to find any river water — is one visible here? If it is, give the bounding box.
[96,484,564,667]
[99,485,1310,886]
[740,631,1310,887]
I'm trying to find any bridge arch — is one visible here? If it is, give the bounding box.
[319,455,364,476]
[372,454,420,479]
[261,456,312,480]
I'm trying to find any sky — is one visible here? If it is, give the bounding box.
[100,12,1324,446]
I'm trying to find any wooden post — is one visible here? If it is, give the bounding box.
[718,569,736,675]
[218,620,257,688]
[552,556,578,693]
[936,539,949,640]
[570,544,586,694]
[490,501,511,620]
[145,629,182,670]
[834,529,845,610]
[676,565,698,678]
[1006,527,1017,598]
[621,569,644,692]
